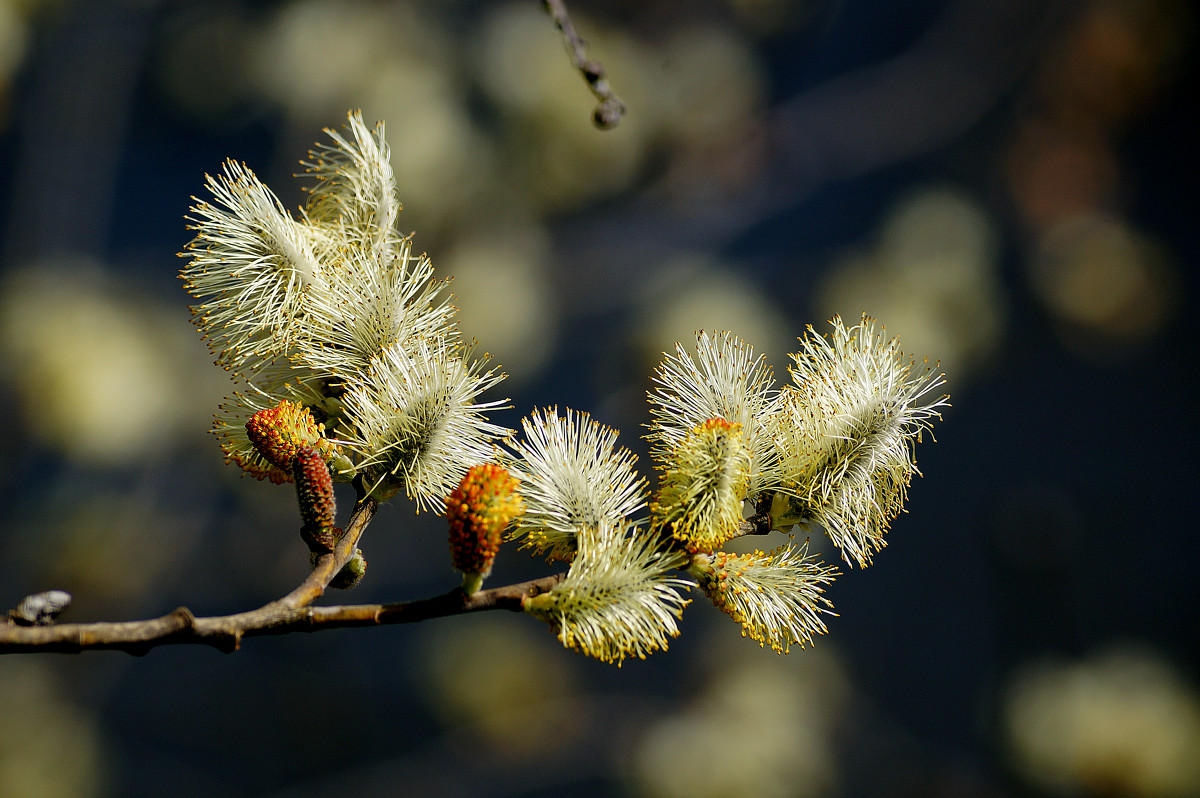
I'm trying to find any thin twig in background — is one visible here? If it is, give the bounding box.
[543,0,626,129]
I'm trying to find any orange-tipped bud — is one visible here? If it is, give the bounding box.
[245,400,339,483]
[294,445,336,553]
[447,464,524,592]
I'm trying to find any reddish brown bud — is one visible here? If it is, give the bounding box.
[294,445,336,553]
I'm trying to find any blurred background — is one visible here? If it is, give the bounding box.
[1,0,1197,795]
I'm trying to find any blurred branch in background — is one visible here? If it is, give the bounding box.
[543,0,626,129]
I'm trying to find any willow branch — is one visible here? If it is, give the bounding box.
[1,488,561,655]
[277,491,377,611]
[0,570,566,656]
[543,0,626,129]
[0,491,366,653]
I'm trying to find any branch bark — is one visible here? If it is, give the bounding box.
[0,576,564,655]
[0,492,565,656]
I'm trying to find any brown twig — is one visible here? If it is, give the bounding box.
[0,479,564,656]
[0,567,565,656]
[543,0,626,129]
[276,492,377,611]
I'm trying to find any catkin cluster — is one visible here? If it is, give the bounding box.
[182,112,506,511]
[182,112,947,664]
[511,323,945,660]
